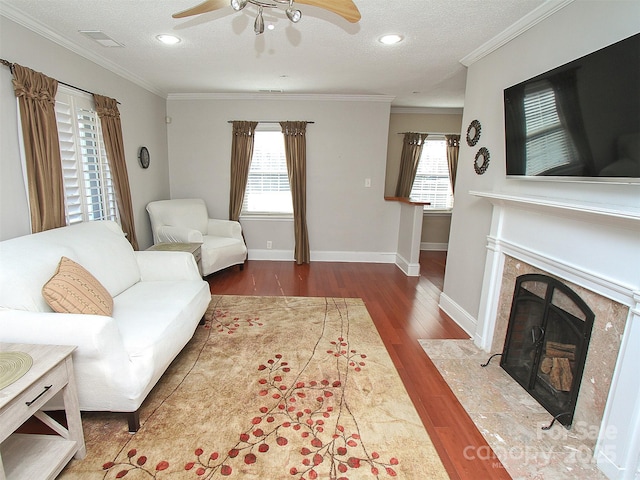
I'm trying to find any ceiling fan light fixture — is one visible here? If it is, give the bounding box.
[231,0,248,11]
[286,8,302,23]
[254,7,265,35]
[172,0,361,28]
[286,0,302,23]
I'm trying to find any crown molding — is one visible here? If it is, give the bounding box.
[460,0,575,67]
[0,5,166,98]
[166,92,396,103]
[391,106,463,115]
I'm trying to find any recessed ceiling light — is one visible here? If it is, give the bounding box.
[156,34,181,45]
[379,34,403,45]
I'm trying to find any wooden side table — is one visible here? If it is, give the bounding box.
[0,343,86,480]
[146,242,203,276]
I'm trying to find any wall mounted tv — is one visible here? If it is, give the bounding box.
[504,33,639,182]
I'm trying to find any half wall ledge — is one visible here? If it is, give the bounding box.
[385,197,430,277]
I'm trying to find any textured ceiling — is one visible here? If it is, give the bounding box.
[0,0,550,107]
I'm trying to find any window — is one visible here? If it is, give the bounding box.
[409,139,454,210]
[242,129,293,215]
[55,87,118,225]
[523,82,578,175]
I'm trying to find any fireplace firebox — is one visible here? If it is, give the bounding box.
[499,274,595,428]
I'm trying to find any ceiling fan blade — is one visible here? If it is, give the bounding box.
[172,0,228,19]
[295,0,361,23]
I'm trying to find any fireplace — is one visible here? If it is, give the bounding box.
[464,190,639,479]
[500,274,595,428]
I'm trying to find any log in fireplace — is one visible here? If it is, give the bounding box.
[498,274,595,428]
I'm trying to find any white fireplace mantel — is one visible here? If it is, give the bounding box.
[470,190,640,308]
[470,189,640,480]
[469,191,640,228]
[469,190,640,230]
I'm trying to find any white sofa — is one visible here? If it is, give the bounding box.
[146,198,247,276]
[0,221,211,431]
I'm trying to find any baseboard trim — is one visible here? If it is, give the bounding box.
[595,449,623,480]
[438,292,478,341]
[248,249,293,261]
[420,242,448,251]
[248,249,397,263]
[395,253,420,277]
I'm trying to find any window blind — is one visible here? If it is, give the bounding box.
[523,84,577,175]
[55,88,118,225]
[242,130,293,215]
[410,139,454,210]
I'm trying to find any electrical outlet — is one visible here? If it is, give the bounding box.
[266,240,272,249]
[365,178,371,188]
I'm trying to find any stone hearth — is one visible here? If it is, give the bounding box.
[420,338,610,480]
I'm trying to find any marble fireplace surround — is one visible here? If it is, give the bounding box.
[493,256,627,447]
[469,191,640,480]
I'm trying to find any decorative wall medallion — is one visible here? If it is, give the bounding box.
[466,119,481,147]
[138,146,150,169]
[474,147,490,175]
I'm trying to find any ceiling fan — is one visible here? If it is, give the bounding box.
[173,0,361,34]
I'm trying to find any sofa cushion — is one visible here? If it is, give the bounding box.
[66,221,141,297]
[112,280,210,356]
[42,256,113,316]
[0,221,140,312]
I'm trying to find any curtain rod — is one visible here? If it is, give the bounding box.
[228,120,314,124]
[1,58,119,104]
[397,132,458,135]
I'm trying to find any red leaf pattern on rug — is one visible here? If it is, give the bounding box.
[102,450,170,479]
[181,315,400,479]
[101,299,406,480]
[208,309,263,334]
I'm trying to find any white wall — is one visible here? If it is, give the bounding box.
[166,96,400,261]
[0,16,170,248]
[441,0,640,330]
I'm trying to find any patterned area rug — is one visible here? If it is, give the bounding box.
[60,295,449,479]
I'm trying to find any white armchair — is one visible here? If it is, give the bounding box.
[146,199,247,276]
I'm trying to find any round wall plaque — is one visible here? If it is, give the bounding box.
[474,147,490,175]
[466,119,481,147]
[138,146,150,169]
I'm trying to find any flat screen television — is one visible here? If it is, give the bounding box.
[504,33,639,182]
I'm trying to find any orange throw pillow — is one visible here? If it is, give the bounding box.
[42,256,113,316]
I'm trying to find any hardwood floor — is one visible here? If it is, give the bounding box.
[207,251,512,479]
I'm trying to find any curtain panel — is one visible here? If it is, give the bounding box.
[280,121,310,265]
[394,133,428,198]
[229,121,258,222]
[93,94,139,250]
[12,64,66,232]
[445,134,460,194]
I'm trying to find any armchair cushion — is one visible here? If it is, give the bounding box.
[42,256,113,316]
[155,225,204,244]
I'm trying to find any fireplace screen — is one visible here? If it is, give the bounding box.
[501,274,595,428]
